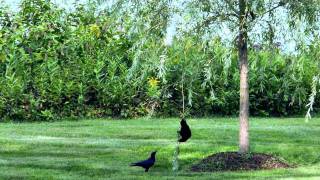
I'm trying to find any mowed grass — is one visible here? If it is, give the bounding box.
[0,118,320,179]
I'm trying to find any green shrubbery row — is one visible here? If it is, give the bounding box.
[0,0,319,121]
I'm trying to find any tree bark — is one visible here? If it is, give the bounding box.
[238,0,249,153]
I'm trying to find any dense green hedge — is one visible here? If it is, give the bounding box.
[0,0,319,121]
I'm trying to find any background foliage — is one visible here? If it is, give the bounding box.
[0,0,320,121]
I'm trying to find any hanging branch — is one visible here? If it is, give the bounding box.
[305,75,319,122]
[181,72,185,118]
[172,71,186,173]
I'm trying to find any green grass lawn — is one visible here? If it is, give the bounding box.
[0,117,319,179]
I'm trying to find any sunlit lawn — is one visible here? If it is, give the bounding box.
[0,117,319,179]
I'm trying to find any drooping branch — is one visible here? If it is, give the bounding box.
[257,1,287,20]
[194,12,238,32]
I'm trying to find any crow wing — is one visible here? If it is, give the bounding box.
[130,158,154,168]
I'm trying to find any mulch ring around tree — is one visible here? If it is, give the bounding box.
[191,152,291,172]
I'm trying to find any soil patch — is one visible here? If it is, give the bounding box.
[191,152,291,172]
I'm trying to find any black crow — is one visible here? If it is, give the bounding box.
[178,118,191,142]
[130,151,157,172]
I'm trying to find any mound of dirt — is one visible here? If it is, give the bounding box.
[191,152,291,172]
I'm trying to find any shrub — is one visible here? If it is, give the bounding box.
[0,0,319,121]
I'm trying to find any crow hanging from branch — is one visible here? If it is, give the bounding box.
[178,118,191,142]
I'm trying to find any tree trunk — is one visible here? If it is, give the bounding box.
[238,0,249,153]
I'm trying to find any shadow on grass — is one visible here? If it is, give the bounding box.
[0,149,111,158]
[312,155,320,165]
[0,175,30,180]
[3,162,120,177]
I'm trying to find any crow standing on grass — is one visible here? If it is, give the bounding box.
[178,118,191,142]
[130,151,157,172]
